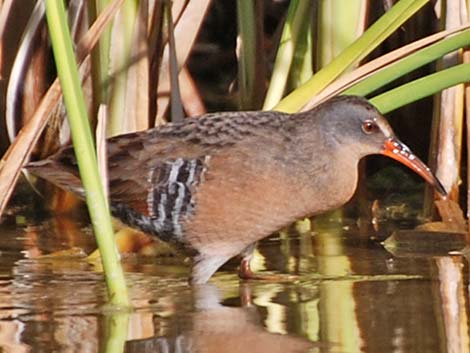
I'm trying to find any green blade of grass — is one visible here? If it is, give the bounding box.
[287,2,313,89]
[371,63,470,114]
[263,0,312,110]
[300,25,470,110]
[275,0,430,113]
[104,313,129,353]
[90,0,113,106]
[237,0,256,109]
[345,29,470,97]
[45,0,129,307]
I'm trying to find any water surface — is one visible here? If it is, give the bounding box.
[0,214,468,353]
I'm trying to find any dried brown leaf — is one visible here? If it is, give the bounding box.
[119,0,150,132]
[155,0,212,125]
[5,1,46,143]
[434,199,466,226]
[434,0,466,201]
[180,66,206,117]
[465,49,470,225]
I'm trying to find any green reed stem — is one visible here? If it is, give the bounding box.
[275,0,429,113]
[263,0,312,110]
[346,29,470,97]
[45,0,130,307]
[371,63,470,113]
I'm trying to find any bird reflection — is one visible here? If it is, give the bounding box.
[125,284,313,353]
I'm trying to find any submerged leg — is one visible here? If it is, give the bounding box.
[238,242,258,279]
[238,242,298,281]
[190,254,230,284]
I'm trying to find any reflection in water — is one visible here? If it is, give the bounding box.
[1,215,470,352]
[125,284,313,353]
[313,219,362,353]
[434,257,469,353]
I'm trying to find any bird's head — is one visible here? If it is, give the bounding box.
[307,95,446,196]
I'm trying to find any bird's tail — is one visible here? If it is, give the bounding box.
[26,159,85,198]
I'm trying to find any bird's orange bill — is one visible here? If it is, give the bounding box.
[381,138,447,196]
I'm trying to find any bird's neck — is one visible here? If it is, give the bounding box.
[286,139,360,218]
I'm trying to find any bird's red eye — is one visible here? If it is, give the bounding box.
[361,120,378,134]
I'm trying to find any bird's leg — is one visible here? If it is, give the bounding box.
[238,242,298,282]
[190,255,230,284]
[238,242,258,279]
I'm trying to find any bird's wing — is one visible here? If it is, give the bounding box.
[26,125,215,200]
[26,110,289,215]
[105,129,213,218]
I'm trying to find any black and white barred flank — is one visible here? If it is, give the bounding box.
[111,156,210,245]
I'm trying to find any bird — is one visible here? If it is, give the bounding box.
[27,95,446,284]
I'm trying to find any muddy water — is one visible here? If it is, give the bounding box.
[0,214,468,353]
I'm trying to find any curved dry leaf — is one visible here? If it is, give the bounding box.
[6,0,87,157]
[5,1,45,143]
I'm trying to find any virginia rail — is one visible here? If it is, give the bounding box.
[27,96,445,284]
